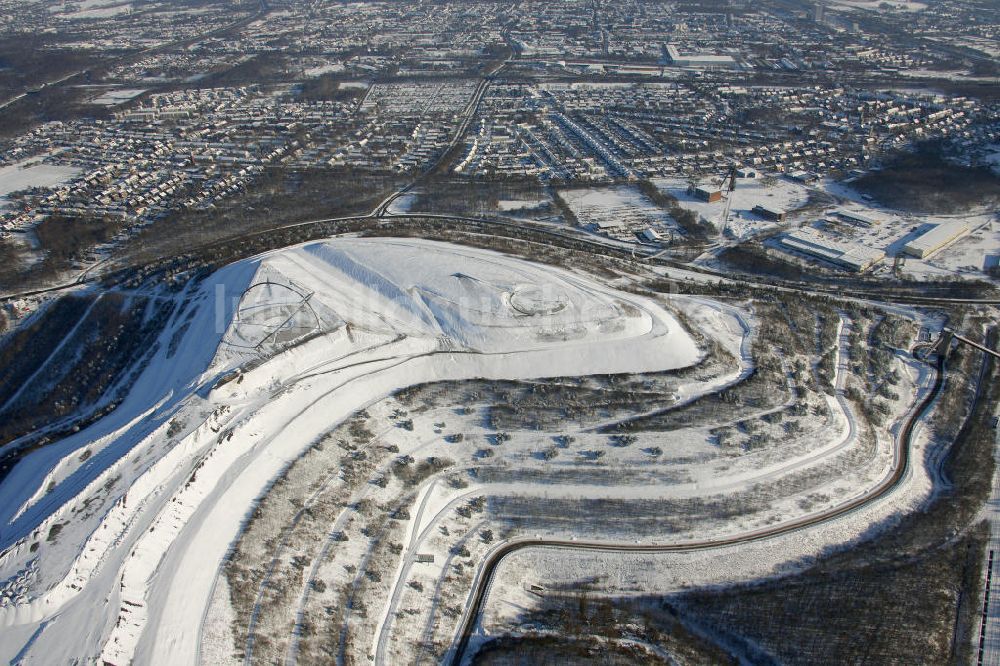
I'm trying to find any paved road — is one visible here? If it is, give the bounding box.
[974,340,1000,665]
[977,443,1000,666]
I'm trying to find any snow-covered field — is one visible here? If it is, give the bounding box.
[558,186,678,239]
[302,62,346,78]
[826,0,927,12]
[497,198,547,212]
[387,192,417,214]
[467,314,942,659]
[89,88,147,106]
[0,238,700,664]
[653,176,811,238]
[0,158,81,207]
[57,2,132,20]
[477,397,940,651]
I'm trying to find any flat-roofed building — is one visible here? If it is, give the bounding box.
[753,204,787,222]
[902,220,970,258]
[665,45,737,68]
[835,209,880,227]
[781,227,885,272]
[693,185,722,202]
[589,216,628,234]
[788,170,818,184]
[640,227,662,242]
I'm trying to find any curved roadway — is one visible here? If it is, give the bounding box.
[444,346,947,665]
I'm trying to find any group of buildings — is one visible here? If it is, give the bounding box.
[781,227,888,273]
[455,81,990,185]
[0,82,477,235]
[0,0,994,278]
[779,214,972,273]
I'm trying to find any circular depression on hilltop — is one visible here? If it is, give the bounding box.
[508,284,570,316]
[225,280,320,349]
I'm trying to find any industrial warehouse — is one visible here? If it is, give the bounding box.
[780,227,886,272]
[665,45,738,68]
[902,220,971,258]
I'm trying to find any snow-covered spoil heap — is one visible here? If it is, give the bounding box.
[0,238,700,665]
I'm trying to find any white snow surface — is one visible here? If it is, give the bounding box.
[0,159,82,207]
[89,88,147,106]
[0,238,700,665]
[653,177,811,237]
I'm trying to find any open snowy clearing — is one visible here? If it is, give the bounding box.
[826,0,927,11]
[89,88,147,106]
[653,176,811,238]
[558,186,679,239]
[0,158,82,208]
[56,2,132,19]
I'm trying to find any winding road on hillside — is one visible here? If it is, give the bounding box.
[444,342,950,665]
